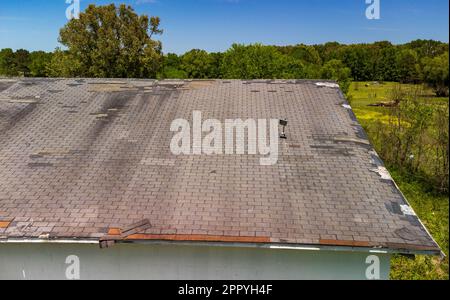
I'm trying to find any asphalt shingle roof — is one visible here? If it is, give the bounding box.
[0,78,440,254]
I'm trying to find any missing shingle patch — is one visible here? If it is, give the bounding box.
[185,80,216,90]
[31,149,77,157]
[370,166,392,180]
[1,98,39,104]
[316,82,340,88]
[67,83,83,87]
[386,202,403,215]
[395,227,418,241]
[91,113,109,119]
[342,104,352,110]
[88,83,138,93]
[333,136,371,146]
[400,205,417,216]
[28,162,54,168]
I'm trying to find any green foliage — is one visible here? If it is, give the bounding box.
[162,66,187,79]
[46,49,82,78]
[1,49,52,77]
[12,49,30,76]
[314,42,342,62]
[58,4,163,78]
[404,39,449,58]
[180,49,215,79]
[0,48,30,77]
[29,51,53,77]
[396,49,421,83]
[278,44,322,65]
[422,53,449,97]
[221,44,305,79]
[340,45,375,81]
[352,81,449,192]
[0,48,15,76]
[320,59,352,95]
[2,38,448,85]
[349,82,449,280]
[357,83,449,192]
[374,46,399,82]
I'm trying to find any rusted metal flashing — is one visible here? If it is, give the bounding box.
[100,220,270,247]
[0,220,12,229]
[107,228,122,236]
[100,219,151,249]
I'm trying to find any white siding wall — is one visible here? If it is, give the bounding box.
[0,243,390,280]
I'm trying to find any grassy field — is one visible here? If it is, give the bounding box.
[348,82,449,280]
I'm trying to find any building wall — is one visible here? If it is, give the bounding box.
[0,243,391,280]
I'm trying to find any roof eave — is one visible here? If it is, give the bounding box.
[1,238,441,257]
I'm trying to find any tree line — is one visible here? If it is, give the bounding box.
[0,4,448,97]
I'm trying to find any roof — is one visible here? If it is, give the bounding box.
[0,78,441,254]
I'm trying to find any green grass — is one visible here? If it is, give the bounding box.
[349,82,449,280]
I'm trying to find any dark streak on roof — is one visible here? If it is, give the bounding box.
[0,78,441,255]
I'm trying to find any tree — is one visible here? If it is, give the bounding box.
[180,49,214,79]
[396,49,420,83]
[320,59,352,95]
[46,49,82,78]
[314,42,342,63]
[29,51,53,77]
[161,53,187,79]
[405,39,448,58]
[278,44,322,65]
[375,46,399,81]
[0,48,15,76]
[13,49,31,76]
[340,45,374,81]
[0,48,30,77]
[421,52,449,97]
[208,52,224,79]
[221,44,305,79]
[58,4,163,78]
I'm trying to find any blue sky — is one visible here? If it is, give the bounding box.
[0,0,448,54]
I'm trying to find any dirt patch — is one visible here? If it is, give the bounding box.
[185,80,217,90]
